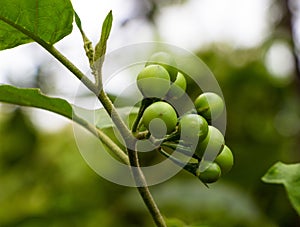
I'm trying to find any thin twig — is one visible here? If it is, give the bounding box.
[284,0,300,82]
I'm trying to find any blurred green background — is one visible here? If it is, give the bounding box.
[1,0,300,226]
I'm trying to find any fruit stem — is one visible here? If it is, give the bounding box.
[161,141,193,157]
[158,148,198,175]
[132,98,156,133]
[162,130,180,142]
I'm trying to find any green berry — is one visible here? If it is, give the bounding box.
[215,145,234,174]
[166,72,187,99]
[195,126,224,159]
[178,114,208,144]
[198,162,221,183]
[194,92,224,120]
[137,65,171,98]
[142,101,177,138]
[145,52,178,82]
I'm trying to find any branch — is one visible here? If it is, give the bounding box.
[285,0,300,82]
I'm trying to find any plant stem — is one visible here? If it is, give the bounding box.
[2,13,167,227]
[159,148,198,176]
[162,142,193,157]
[128,148,167,227]
[97,90,167,227]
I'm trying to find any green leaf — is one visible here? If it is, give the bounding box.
[262,161,300,215]
[74,11,83,32]
[94,10,113,63]
[0,84,73,119]
[0,0,74,50]
[0,84,137,129]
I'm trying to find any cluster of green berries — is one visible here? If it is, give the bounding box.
[134,52,233,184]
